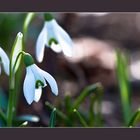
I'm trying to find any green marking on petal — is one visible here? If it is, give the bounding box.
[23,53,34,67]
[44,13,54,21]
[48,38,58,46]
[35,80,44,88]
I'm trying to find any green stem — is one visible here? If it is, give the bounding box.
[7,67,15,126]
[7,51,25,127]
[23,12,35,42]
[12,51,25,72]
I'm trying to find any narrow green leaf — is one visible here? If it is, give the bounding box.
[45,101,68,122]
[73,82,103,110]
[0,109,6,125]
[73,109,88,127]
[10,32,23,73]
[49,108,56,127]
[64,95,72,115]
[23,12,35,41]
[116,50,132,125]
[0,88,8,110]
[128,108,140,127]
[88,95,96,126]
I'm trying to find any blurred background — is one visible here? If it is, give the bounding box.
[1,12,140,127]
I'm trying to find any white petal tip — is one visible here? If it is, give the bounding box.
[53,91,58,96]
[26,100,33,105]
[37,58,43,63]
[63,51,73,57]
[65,53,73,57]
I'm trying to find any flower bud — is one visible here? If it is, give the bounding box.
[44,13,54,21]
[24,53,34,67]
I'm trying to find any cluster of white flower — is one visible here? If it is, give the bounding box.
[0,13,73,105]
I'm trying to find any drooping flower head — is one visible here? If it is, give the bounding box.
[36,13,73,63]
[0,47,9,75]
[23,53,58,104]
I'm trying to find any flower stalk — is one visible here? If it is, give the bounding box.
[7,33,23,126]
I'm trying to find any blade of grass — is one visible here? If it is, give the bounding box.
[45,101,69,122]
[95,86,103,127]
[64,95,72,115]
[73,109,88,127]
[49,108,56,127]
[116,50,132,125]
[73,83,103,110]
[88,95,96,126]
[128,108,140,127]
[23,12,35,41]
[0,109,6,125]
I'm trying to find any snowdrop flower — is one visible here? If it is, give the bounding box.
[36,13,73,63]
[0,47,9,75]
[23,53,58,104]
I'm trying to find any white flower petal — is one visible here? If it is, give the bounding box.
[39,68,58,96]
[45,21,56,46]
[30,64,46,87]
[23,67,35,104]
[11,32,23,73]
[53,20,73,57]
[0,47,9,75]
[36,25,47,63]
[50,43,62,53]
[34,87,42,102]
[58,35,73,57]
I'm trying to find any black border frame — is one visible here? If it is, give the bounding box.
[0,0,140,11]
[0,0,140,139]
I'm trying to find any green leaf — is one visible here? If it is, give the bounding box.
[73,82,103,110]
[0,109,6,126]
[0,88,8,110]
[10,32,23,73]
[23,12,35,41]
[88,95,96,126]
[49,108,56,127]
[73,109,88,127]
[45,101,68,122]
[64,95,72,115]
[128,108,140,127]
[116,50,132,125]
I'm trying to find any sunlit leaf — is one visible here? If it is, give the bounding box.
[128,108,140,127]
[49,108,56,127]
[73,109,88,127]
[116,50,132,125]
[73,82,103,110]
